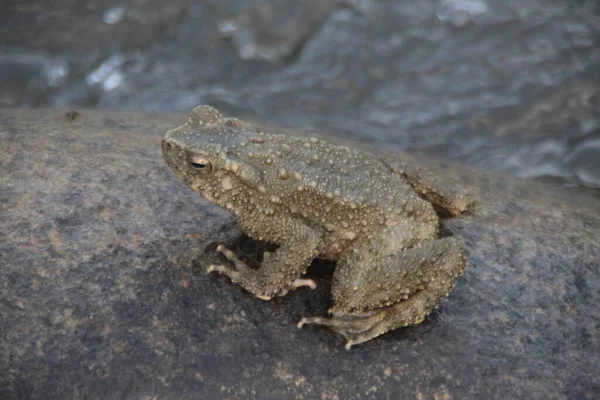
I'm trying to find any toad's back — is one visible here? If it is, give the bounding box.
[196,121,427,214]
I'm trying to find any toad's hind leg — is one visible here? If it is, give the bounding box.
[299,236,466,348]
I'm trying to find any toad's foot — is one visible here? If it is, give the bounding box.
[298,288,445,349]
[272,279,318,298]
[292,278,317,289]
[207,245,316,300]
[207,263,274,299]
[298,308,390,349]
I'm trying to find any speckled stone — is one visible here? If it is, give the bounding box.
[1,109,599,399]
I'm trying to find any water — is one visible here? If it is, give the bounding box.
[1,0,599,192]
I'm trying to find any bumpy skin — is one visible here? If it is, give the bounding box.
[162,105,474,348]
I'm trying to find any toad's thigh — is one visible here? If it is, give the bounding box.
[331,236,466,312]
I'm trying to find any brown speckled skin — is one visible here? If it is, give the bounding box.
[162,106,474,347]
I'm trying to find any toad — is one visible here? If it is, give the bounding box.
[162,105,474,348]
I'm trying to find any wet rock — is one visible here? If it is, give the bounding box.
[1,109,599,399]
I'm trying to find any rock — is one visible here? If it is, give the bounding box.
[1,109,599,399]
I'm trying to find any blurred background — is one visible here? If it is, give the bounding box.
[1,0,599,193]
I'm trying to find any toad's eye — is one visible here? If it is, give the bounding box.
[189,155,213,174]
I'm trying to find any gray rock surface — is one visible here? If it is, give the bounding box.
[1,108,599,399]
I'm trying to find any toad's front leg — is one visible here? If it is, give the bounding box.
[299,233,467,348]
[207,219,321,300]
